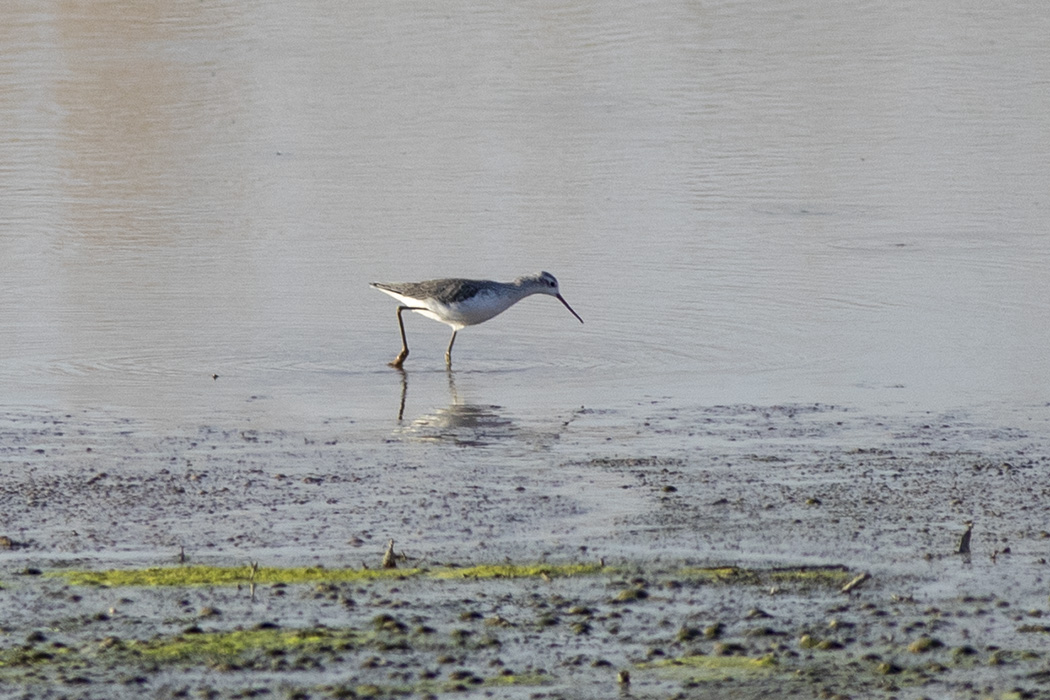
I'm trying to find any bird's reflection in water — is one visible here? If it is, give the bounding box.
[395,369,514,446]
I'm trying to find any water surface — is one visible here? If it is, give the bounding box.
[2,0,1049,431]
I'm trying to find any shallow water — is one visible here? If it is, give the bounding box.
[2,0,1049,431]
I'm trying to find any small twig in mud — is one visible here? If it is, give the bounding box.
[248,561,259,600]
[957,521,973,555]
[382,539,397,569]
[841,572,870,595]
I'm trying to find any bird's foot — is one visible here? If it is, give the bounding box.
[389,350,408,368]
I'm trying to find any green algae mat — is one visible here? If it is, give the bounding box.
[50,561,607,587]
[0,561,1043,699]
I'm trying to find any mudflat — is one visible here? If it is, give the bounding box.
[1,402,1048,699]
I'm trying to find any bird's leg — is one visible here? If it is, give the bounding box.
[390,306,425,368]
[445,330,457,368]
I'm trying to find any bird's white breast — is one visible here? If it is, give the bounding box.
[433,289,513,328]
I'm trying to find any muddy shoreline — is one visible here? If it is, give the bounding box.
[2,402,1049,698]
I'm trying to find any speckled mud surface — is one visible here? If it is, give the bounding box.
[2,401,1050,699]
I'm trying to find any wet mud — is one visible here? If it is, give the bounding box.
[1,402,1049,698]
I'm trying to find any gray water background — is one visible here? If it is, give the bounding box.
[3,1,1049,432]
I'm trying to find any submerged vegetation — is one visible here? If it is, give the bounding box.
[51,561,608,587]
[53,564,419,587]
[643,652,778,681]
[51,561,854,589]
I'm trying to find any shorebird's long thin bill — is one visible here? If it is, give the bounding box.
[557,294,584,323]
